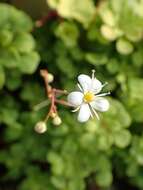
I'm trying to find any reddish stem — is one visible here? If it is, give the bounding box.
[40,69,70,123]
[35,10,59,27]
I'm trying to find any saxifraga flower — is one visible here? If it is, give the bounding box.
[67,70,110,122]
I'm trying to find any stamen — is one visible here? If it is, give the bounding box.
[77,83,83,92]
[88,104,94,118]
[92,70,95,79]
[102,82,108,88]
[72,106,80,112]
[96,92,110,97]
[92,69,95,80]
[89,104,99,120]
[91,107,100,120]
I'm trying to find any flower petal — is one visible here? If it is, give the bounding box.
[91,78,102,94]
[91,97,109,112]
[78,104,91,122]
[78,74,92,92]
[67,91,83,107]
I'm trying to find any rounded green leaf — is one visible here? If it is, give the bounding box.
[0,48,20,68]
[116,38,134,55]
[85,53,108,65]
[55,22,79,47]
[103,98,132,129]
[12,32,35,53]
[96,171,113,187]
[0,30,13,47]
[48,0,59,9]
[18,51,40,74]
[5,70,22,90]
[0,66,5,89]
[48,0,95,27]
[0,3,33,31]
[99,2,116,27]
[114,130,131,148]
[100,25,122,41]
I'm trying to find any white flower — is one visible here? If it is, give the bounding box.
[67,70,110,123]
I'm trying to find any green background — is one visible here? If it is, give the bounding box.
[0,0,143,189]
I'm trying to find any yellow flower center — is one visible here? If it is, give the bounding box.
[84,92,95,103]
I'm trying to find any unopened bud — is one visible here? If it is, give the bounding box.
[50,112,57,118]
[35,121,47,134]
[52,116,62,126]
[47,73,54,83]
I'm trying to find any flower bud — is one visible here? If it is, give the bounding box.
[50,112,57,118]
[35,121,47,134]
[47,73,54,83]
[52,116,62,126]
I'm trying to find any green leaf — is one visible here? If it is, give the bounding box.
[124,78,143,122]
[0,3,33,31]
[114,130,131,148]
[85,53,108,65]
[116,38,134,55]
[0,108,19,125]
[0,48,20,68]
[100,25,122,41]
[12,32,35,53]
[106,58,120,74]
[5,123,23,141]
[56,56,76,78]
[132,49,143,67]
[130,136,143,165]
[5,70,22,90]
[103,98,132,129]
[0,30,13,47]
[48,0,95,27]
[118,1,143,40]
[18,51,40,74]
[20,83,44,104]
[48,0,59,9]
[99,1,116,27]
[0,66,5,89]
[55,22,79,47]
[47,152,64,175]
[128,78,143,101]
[96,171,113,187]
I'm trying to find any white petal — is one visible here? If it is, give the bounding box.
[91,78,102,94]
[67,91,83,107]
[78,104,91,122]
[91,97,109,112]
[78,74,92,92]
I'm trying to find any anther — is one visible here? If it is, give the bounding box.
[92,69,95,79]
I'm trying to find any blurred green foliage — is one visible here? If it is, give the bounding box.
[0,3,40,90]
[0,0,143,190]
